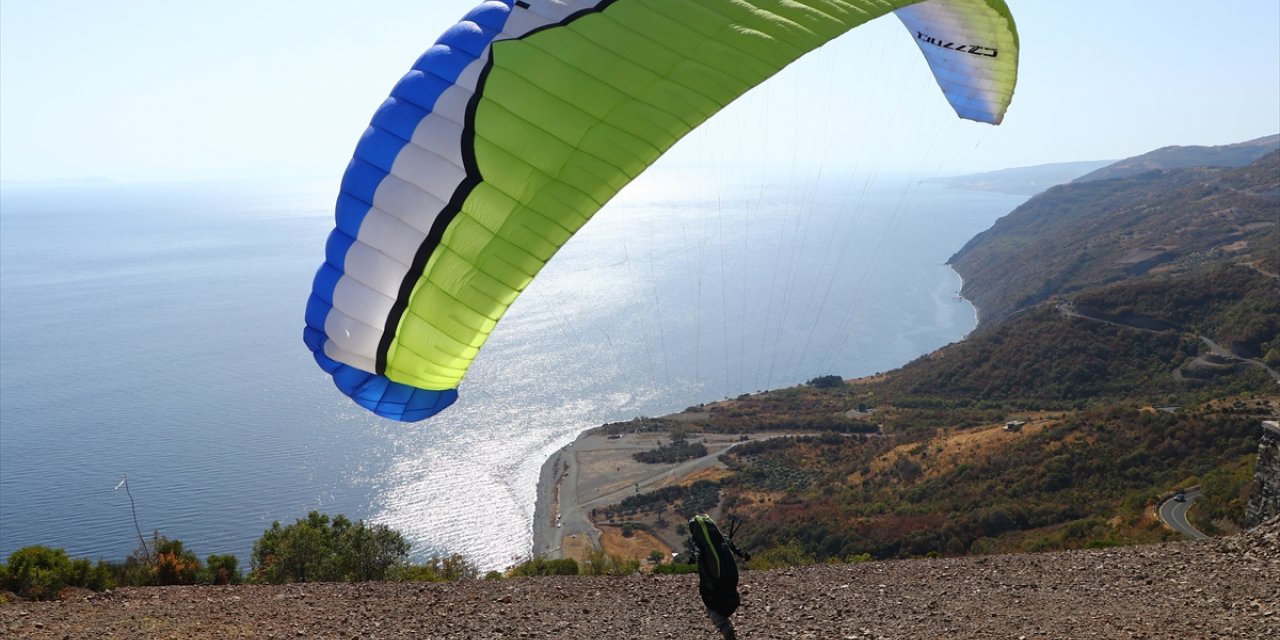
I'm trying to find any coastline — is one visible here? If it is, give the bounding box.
[529,262,988,563]
[529,424,813,563]
[530,267,989,563]
[531,437,578,560]
[948,263,981,336]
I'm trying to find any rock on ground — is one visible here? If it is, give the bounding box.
[2,518,1277,639]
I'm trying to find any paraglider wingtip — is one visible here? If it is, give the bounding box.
[360,382,459,422]
[319,357,460,422]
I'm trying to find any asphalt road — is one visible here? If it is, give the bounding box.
[1159,489,1208,540]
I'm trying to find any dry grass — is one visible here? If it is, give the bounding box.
[561,532,595,565]
[865,413,1063,481]
[597,526,670,564]
[675,466,733,485]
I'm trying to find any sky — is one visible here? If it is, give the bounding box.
[1,0,1278,183]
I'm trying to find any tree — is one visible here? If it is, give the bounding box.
[251,511,409,583]
[807,375,844,389]
[390,554,480,582]
[201,554,241,585]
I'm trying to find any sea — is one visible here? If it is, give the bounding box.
[0,170,1026,571]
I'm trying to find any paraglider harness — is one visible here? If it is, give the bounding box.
[688,514,750,618]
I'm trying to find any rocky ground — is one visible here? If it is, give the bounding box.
[3,518,1276,639]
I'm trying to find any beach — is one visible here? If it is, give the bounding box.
[1,179,1022,569]
[531,420,799,564]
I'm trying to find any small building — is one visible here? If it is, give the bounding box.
[1004,420,1026,432]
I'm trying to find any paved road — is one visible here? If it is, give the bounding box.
[1159,490,1207,540]
[1059,302,1280,384]
[1199,336,1280,383]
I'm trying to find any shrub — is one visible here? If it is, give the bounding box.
[632,439,708,464]
[652,562,698,575]
[151,534,200,585]
[508,556,579,577]
[390,554,479,582]
[2,546,114,600]
[1084,539,1123,549]
[580,550,639,576]
[111,532,204,587]
[200,554,242,585]
[746,542,815,570]
[251,511,409,584]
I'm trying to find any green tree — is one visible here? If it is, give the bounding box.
[333,517,411,581]
[581,550,639,576]
[200,554,242,585]
[390,554,480,582]
[508,556,579,577]
[807,375,844,389]
[251,511,409,583]
[2,546,113,600]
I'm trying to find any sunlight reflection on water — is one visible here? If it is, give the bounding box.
[0,176,1025,570]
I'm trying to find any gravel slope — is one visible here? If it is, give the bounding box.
[3,519,1276,639]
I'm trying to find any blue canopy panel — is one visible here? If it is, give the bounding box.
[305,326,459,420]
[303,1,512,421]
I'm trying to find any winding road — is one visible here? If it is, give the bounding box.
[1158,489,1208,540]
[1057,302,1280,384]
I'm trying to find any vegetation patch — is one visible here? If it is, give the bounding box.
[632,436,708,464]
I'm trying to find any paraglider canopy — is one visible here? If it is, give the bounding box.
[304,0,1020,421]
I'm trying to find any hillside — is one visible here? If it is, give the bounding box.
[570,140,1280,568]
[1076,134,1279,183]
[578,257,1276,562]
[885,265,1279,401]
[3,519,1276,639]
[950,147,1280,329]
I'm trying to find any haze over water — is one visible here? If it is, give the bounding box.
[0,172,1026,570]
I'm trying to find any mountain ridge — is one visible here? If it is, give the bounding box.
[1075,134,1279,183]
[949,144,1279,330]
[561,136,1279,568]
